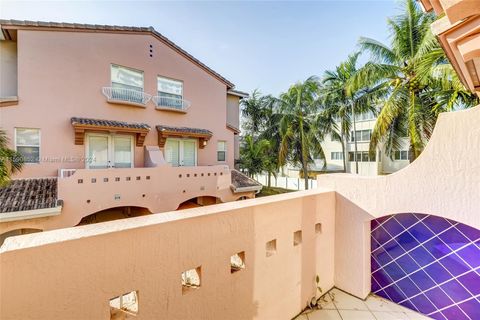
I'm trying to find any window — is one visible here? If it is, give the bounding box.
[110,64,144,103]
[331,152,343,160]
[350,130,372,142]
[355,110,375,122]
[394,150,410,160]
[111,65,143,91]
[348,151,376,162]
[15,128,40,163]
[217,141,227,162]
[157,76,183,109]
[266,239,277,257]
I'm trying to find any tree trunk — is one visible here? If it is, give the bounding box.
[341,133,347,173]
[352,102,359,174]
[267,172,271,187]
[302,162,309,190]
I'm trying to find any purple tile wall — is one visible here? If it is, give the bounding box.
[371,213,480,320]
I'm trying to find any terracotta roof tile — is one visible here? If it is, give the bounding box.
[71,117,150,130]
[0,19,234,88]
[0,178,60,213]
[230,170,262,192]
[156,125,212,136]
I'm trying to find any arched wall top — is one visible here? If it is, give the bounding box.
[318,105,480,229]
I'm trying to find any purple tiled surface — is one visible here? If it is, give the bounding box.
[371,213,480,320]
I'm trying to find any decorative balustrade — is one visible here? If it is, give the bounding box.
[152,95,191,112]
[102,87,152,106]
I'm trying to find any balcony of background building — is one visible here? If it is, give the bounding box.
[102,87,152,107]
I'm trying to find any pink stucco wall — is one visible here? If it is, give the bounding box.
[0,190,336,320]
[0,29,235,177]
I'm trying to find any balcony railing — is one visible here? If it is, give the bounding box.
[152,96,191,112]
[102,87,152,107]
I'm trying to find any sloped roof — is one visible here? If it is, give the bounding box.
[230,170,262,193]
[0,178,61,213]
[156,125,212,136]
[71,117,150,130]
[0,19,235,89]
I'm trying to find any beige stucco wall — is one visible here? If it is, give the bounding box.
[0,189,335,320]
[318,105,480,299]
[0,29,234,177]
[226,94,240,130]
[0,40,17,97]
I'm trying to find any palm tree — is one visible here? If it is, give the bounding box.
[277,76,325,190]
[355,0,478,161]
[322,53,382,173]
[241,89,269,137]
[0,129,24,186]
[239,135,271,178]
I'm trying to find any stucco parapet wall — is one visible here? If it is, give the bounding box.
[0,187,334,253]
[0,19,235,89]
[317,105,480,229]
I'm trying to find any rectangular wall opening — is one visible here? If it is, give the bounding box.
[315,223,322,234]
[266,239,277,257]
[109,290,138,319]
[293,230,302,246]
[182,266,201,294]
[230,251,246,273]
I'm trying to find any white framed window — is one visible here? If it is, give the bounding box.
[111,64,144,91]
[394,150,410,160]
[15,128,40,163]
[157,76,183,109]
[355,110,375,122]
[351,129,372,142]
[217,141,227,162]
[348,151,376,162]
[331,152,343,160]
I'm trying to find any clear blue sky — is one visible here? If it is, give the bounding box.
[1,1,399,95]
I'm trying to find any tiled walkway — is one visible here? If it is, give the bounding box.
[296,288,432,320]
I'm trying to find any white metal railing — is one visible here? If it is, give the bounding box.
[102,87,152,106]
[152,95,191,112]
[58,169,77,178]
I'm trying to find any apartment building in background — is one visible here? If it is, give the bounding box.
[286,111,411,177]
[0,20,261,242]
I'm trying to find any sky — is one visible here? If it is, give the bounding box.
[1,0,399,95]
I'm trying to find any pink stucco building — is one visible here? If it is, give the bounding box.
[0,20,260,238]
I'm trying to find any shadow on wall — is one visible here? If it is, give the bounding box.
[75,206,152,226]
[371,213,480,320]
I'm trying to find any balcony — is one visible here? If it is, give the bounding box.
[102,87,152,107]
[56,165,240,221]
[152,95,191,113]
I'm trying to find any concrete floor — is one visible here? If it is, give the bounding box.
[296,288,431,320]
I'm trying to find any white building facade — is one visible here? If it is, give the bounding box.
[286,111,411,177]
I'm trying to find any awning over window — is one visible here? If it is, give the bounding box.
[71,117,150,146]
[156,125,212,149]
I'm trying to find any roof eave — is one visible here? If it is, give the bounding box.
[0,205,62,223]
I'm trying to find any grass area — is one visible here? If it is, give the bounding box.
[256,186,294,198]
